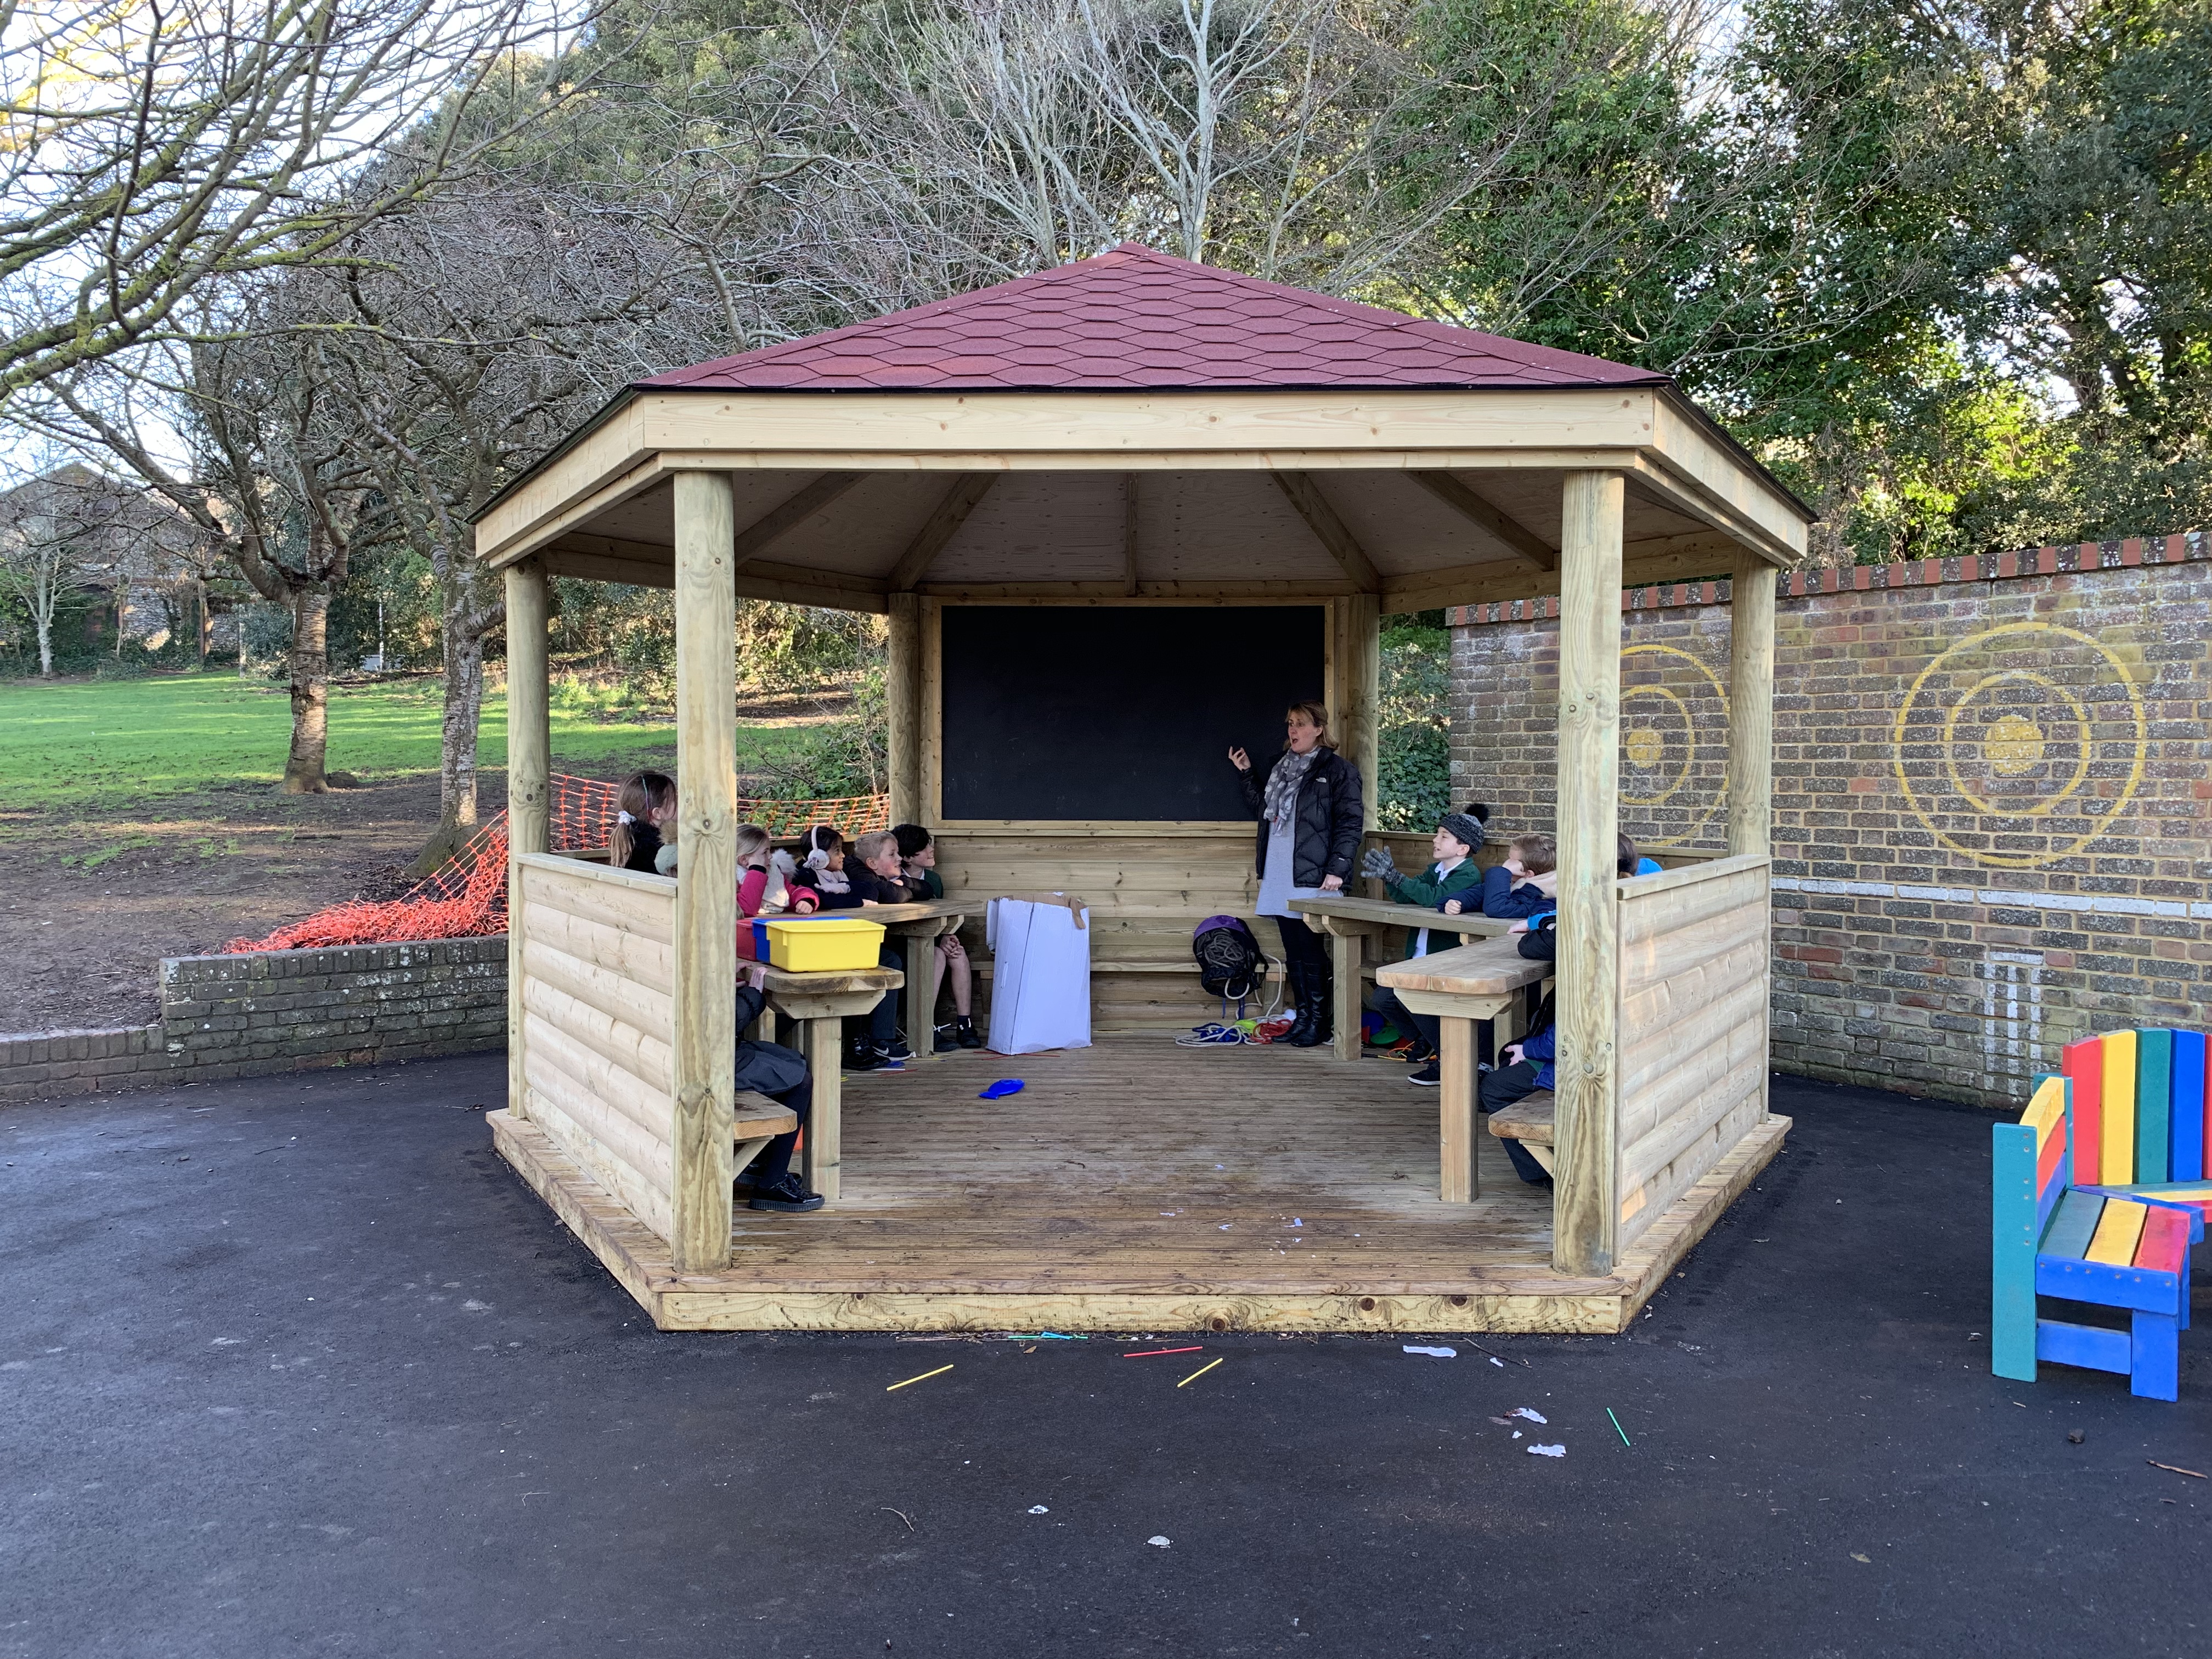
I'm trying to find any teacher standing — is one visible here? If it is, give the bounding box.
[1229,699,1364,1048]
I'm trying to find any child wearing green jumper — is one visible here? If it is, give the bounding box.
[1358,806,1489,1086]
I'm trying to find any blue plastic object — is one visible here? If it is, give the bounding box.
[978,1078,1025,1100]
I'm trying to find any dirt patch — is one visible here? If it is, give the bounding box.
[0,685,850,1035]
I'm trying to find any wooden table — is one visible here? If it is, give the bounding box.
[1290,894,1514,1062]
[1374,938,1552,1204]
[758,961,902,1204]
[855,898,974,1060]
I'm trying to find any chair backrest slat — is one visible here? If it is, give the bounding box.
[2063,1036,2104,1185]
[2101,1031,2138,1185]
[2170,1030,2206,1183]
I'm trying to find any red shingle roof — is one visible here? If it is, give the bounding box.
[638,243,1667,393]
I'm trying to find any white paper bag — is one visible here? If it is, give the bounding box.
[985,896,1092,1055]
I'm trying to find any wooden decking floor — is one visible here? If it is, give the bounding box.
[491,1034,1788,1333]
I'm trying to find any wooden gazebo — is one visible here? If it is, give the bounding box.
[473,244,1810,1331]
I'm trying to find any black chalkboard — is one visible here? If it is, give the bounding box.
[939,605,1328,821]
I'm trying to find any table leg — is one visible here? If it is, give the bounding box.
[1330,929,1362,1062]
[1439,1017,1477,1203]
[801,1017,843,1202]
[903,932,935,1061]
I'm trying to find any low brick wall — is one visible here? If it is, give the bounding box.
[1448,533,2210,1110]
[0,936,507,1104]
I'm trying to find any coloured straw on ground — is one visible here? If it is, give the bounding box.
[222,776,888,953]
[1991,1029,2209,1401]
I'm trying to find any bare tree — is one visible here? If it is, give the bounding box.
[29,320,374,789]
[304,179,697,854]
[0,467,94,675]
[0,0,605,403]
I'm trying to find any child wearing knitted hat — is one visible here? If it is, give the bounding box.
[1358,805,1491,1086]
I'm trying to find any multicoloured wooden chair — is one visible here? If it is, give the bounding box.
[1992,1029,2207,1401]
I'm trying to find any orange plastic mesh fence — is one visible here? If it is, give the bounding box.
[221,775,891,953]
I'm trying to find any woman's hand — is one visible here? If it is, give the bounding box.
[1227,746,1251,772]
[1320,873,1344,891]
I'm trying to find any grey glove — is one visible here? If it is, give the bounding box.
[1359,845,1397,880]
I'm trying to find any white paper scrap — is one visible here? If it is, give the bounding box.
[1510,1407,1548,1424]
[1028,1506,1049,1515]
[1147,1536,1171,1548]
[1527,1444,1566,1458]
[1489,1357,1505,1367]
[1402,1345,1457,1358]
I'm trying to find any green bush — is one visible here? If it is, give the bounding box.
[1375,621,1452,830]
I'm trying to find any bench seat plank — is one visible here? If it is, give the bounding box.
[2040,1189,2104,1260]
[2133,1204,2191,1277]
[1373,935,1550,997]
[1486,1091,1555,1147]
[2086,1197,2149,1266]
[734,1090,799,1142]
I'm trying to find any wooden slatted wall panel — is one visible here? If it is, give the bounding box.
[936,831,1262,1031]
[1614,854,1771,1246]
[514,855,679,1243]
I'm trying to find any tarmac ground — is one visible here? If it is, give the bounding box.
[1,1054,2206,1658]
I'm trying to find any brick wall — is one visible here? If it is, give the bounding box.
[1447,534,2211,1108]
[0,936,507,1104]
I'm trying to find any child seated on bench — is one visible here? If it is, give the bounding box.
[1481,997,1556,1186]
[893,823,983,1052]
[1457,832,1557,921]
[1360,807,1489,1087]
[732,958,825,1212]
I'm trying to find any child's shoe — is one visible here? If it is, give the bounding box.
[1407,1059,1441,1086]
[869,1042,907,1072]
[844,1036,881,1074]
[954,1015,985,1049]
[882,1033,915,1064]
[748,1173,825,1212]
[933,1023,962,1054]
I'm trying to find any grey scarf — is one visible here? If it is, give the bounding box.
[1262,746,1320,827]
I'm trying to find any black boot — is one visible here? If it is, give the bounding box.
[1280,959,1314,1045]
[1291,963,1334,1047]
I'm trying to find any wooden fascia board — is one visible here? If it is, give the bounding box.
[481,385,1808,572]
[542,533,890,612]
[1643,399,1809,567]
[478,400,656,566]
[634,387,1660,462]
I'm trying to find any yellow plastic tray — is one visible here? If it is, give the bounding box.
[763,916,885,972]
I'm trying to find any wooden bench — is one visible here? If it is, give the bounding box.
[1994,1029,2209,1401]
[1375,936,1553,1203]
[1486,1090,1556,1175]
[733,1091,800,1184]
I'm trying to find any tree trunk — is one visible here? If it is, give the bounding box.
[439,618,486,829]
[280,587,331,793]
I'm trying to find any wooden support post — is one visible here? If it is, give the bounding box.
[1330,928,1362,1063]
[1725,546,1778,1128]
[887,591,922,824]
[504,557,549,1125]
[802,1015,844,1199]
[1438,1017,1477,1203]
[1122,473,1142,596]
[1552,470,1623,1277]
[1726,548,1776,858]
[1338,591,1380,822]
[670,472,738,1274]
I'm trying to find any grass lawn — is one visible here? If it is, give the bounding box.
[0,672,730,809]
